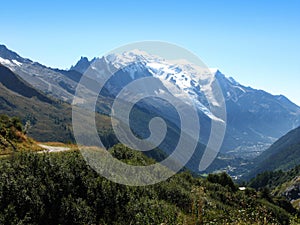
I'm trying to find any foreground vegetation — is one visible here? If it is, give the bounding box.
[0,114,299,224]
[248,164,300,212]
[0,115,42,154]
[248,165,300,191]
[0,145,298,225]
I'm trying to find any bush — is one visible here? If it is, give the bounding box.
[207,172,238,192]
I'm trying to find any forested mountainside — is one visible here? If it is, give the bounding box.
[248,164,300,212]
[245,126,300,180]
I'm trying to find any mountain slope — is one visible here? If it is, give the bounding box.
[2,44,300,159]
[248,164,300,190]
[0,114,43,154]
[0,44,76,102]
[71,51,300,158]
[0,62,113,145]
[245,126,300,179]
[0,64,53,104]
[248,163,300,211]
[0,64,73,142]
[280,176,300,210]
[216,72,300,157]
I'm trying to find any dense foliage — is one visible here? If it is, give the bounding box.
[248,164,300,212]
[0,145,299,225]
[248,165,300,190]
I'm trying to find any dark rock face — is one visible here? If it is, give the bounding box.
[283,177,300,201]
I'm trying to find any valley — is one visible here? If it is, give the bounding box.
[0,43,299,224]
[1,1,300,224]
[1,44,300,176]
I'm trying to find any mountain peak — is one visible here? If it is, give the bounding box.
[79,56,89,61]
[276,94,300,108]
[105,49,160,67]
[209,68,220,74]
[0,44,31,64]
[0,44,21,61]
[70,56,91,74]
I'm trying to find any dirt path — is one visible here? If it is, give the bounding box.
[38,144,70,153]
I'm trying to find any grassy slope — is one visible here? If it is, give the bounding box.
[0,64,112,143]
[0,114,43,154]
[0,81,73,142]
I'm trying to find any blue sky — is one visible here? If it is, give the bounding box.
[1,0,300,104]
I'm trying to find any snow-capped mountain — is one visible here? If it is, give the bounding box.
[71,49,300,157]
[0,44,76,102]
[103,50,222,121]
[1,44,300,158]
